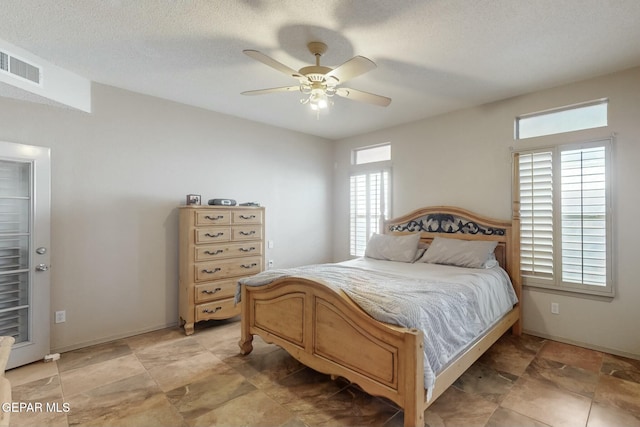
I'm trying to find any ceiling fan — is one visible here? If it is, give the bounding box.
[241,42,391,113]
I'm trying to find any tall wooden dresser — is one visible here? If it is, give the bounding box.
[178,205,264,335]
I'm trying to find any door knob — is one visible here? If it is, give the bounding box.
[35,264,49,272]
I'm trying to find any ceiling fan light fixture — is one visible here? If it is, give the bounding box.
[309,89,329,110]
[242,41,391,114]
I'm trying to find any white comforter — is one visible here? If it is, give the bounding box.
[238,258,518,394]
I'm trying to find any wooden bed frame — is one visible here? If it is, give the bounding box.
[238,206,521,427]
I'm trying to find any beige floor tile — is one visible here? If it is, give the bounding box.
[165,363,256,420]
[293,384,399,427]
[187,389,293,427]
[5,360,58,387]
[501,377,591,427]
[522,357,599,398]
[601,353,640,384]
[146,350,227,392]
[537,340,603,373]
[10,373,63,402]
[453,361,518,404]
[587,401,640,427]
[123,326,187,352]
[423,386,498,427]
[65,372,162,426]
[485,407,551,427]
[57,340,131,373]
[8,324,638,427]
[134,336,207,371]
[59,353,146,397]
[594,374,640,417]
[479,333,540,377]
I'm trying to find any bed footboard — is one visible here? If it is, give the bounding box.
[239,277,426,427]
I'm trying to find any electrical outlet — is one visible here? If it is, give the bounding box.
[551,302,559,315]
[55,310,66,323]
[268,260,274,269]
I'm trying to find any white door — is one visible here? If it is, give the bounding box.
[0,141,50,369]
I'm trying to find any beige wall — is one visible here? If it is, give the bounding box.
[0,83,334,353]
[333,67,640,359]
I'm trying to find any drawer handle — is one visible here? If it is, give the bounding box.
[205,232,224,238]
[201,287,222,295]
[239,231,256,236]
[202,306,222,314]
[205,215,224,220]
[240,215,256,220]
[204,249,224,255]
[201,268,221,274]
[241,263,258,269]
[239,247,256,252]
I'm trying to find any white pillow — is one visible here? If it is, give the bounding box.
[412,242,430,262]
[419,237,498,268]
[364,233,421,263]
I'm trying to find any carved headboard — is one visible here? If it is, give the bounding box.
[383,206,520,297]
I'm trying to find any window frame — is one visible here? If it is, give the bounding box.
[514,138,614,298]
[349,144,392,258]
[515,99,608,140]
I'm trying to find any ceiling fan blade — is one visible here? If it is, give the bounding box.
[243,50,304,80]
[241,86,300,96]
[336,88,391,107]
[325,56,376,84]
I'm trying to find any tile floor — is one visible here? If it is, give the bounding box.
[5,318,640,427]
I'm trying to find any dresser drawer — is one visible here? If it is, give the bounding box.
[195,211,231,226]
[195,256,263,282]
[232,225,263,241]
[195,227,231,244]
[232,210,263,225]
[195,298,239,321]
[195,279,237,303]
[195,242,263,261]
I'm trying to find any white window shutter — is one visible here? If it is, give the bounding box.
[519,151,554,280]
[560,146,607,286]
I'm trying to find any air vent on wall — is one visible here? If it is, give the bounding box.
[0,52,8,71]
[0,49,41,85]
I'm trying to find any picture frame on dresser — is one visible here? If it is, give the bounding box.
[178,205,265,335]
[186,194,201,205]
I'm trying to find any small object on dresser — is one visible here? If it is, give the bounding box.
[186,194,201,205]
[239,202,260,207]
[208,198,237,206]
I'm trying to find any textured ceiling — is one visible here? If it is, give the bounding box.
[2,0,640,140]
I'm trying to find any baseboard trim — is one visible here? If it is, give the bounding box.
[523,329,640,361]
[51,321,179,354]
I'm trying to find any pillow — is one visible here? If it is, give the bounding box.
[419,237,498,268]
[364,233,421,263]
[412,242,430,262]
[482,253,499,269]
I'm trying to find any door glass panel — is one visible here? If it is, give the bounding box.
[0,160,31,344]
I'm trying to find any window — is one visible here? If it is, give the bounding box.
[516,140,612,296]
[516,100,608,140]
[353,144,391,165]
[350,144,391,257]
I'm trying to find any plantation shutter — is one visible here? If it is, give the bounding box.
[560,146,607,286]
[518,151,554,280]
[349,170,389,257]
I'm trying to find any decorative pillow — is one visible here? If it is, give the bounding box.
[419,237,498,268]
[364,233,421,263]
